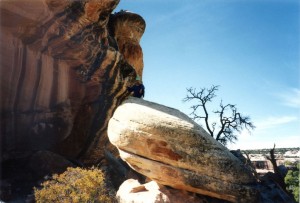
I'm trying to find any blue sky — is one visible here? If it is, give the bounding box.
[115,0,299,150]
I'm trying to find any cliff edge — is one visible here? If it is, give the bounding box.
[0,0,145,164]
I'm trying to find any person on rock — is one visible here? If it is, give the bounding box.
[127,75,145,98]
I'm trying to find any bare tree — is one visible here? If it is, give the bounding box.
[183,85,255,146]
[266,144,288,192]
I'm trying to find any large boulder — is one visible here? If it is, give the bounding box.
[0,0,145,164]
[108,97,259,202]
[117,179,210,203]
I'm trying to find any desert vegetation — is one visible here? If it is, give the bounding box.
[285,163,299,202]
[34,167,115,203]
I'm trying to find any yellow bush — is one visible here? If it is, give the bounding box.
[34,167,113,203]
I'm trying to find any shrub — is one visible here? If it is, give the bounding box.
[284,165,299,202]
[34,167,113,203]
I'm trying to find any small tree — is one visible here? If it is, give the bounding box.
[183,85,255,146]
[285,163,300,202]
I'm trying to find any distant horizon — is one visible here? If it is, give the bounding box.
[237,147,300,151]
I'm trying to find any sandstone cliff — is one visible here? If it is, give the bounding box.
[0,0,145,164]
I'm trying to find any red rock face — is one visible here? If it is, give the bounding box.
[109,11,146,78]
[0,0,145,164]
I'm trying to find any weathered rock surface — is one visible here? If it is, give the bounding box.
[117,179,169,203]
[108,97,259,202]
[0,0,145,164]
[117,179,209,203]
[109,10,145,78]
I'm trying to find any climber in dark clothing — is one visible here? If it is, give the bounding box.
[127,75,145,98]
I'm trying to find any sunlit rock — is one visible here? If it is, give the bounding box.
[108,97,258,202]
[117,179,205,203]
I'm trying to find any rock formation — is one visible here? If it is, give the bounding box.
[0,0,145,164]
[1,1,294,202]
[108,97,259,203]
[117,179,209,203]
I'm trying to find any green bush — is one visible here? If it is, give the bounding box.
[284,165,299,202]
[34,167,113,203]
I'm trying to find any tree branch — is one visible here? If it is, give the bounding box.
[184,85,255,146]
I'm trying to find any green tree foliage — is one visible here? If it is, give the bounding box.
[284,164,299,202]
[183,85,255,146]
[34,167,114,203]
[284,160,293,166]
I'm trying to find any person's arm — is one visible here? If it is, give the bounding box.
[141,85,145,97]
